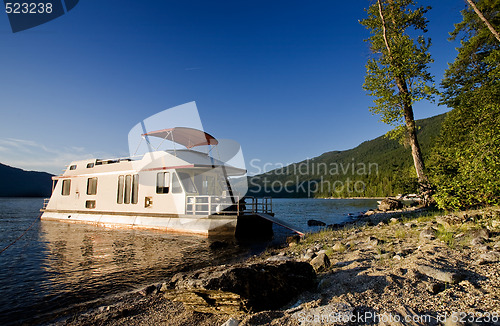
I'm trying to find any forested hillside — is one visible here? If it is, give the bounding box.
[0,163,53,197]
[248,114,445,198]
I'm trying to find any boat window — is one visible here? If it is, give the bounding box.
[85,200,96,209]
[87,177,98,195]
[86,163,94,168]
[177,172,197,194]
[69,165,77,170]
[117,174,138,204]
[117,175,124,204]
[171,173,183,194]
[52,179,58,193]
[61,179,71,196]
[132,174,138,204]
[193,174,217,195]
[124,175,131,204]
[156,172,170,194]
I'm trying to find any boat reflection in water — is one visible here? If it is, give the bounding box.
[36,219,251,323]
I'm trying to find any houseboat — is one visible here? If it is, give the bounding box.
[41,127,279,237]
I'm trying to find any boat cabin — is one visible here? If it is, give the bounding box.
[41,127,275,237]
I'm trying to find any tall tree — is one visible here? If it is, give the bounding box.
[465,0,500,42]
[360,0,437,196]
[441,0,499,108]
[430,0,500,209]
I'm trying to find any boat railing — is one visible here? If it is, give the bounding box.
[243,196,273,214]
[185,195,236,216]
[42,198,50,211]
[185,196,272,216]
[94,155,143,165]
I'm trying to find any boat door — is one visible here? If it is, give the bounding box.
[170,171,196,215]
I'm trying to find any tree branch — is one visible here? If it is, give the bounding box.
[377,0,393,58]
[465,0,500,42]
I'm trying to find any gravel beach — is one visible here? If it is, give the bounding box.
[52,207,500,326]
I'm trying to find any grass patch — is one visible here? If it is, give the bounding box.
[332,243,348,253]
[415,209,444,223]
[390,207,445,224]
[324,248,335,257]
[436,225,455,248]
[394,229,407,239]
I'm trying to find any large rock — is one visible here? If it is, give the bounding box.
[416,265,464,284]
[310,252,331,272]
[307,219,326,226]
[266,255,293,262]
[303,251,316,261]
[286,234,301,245]
[420,227,436,241]
[470,237,485,247]
[477,251,500,265]
[378,198,403,212]
[164,289,243,314]
[436,215,463,228]
[332,241,345,252]
[221,317,240,326]
[471,228,490,240]
[166,260,316,313]
[365,236,380,249]
[137,284,158,296]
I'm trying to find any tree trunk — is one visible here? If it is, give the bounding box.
[465,0,500,43]
[395,76,428,184]
[403,102,427,183]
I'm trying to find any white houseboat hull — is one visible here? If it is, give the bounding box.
[41,211,238,236]
[41,127,277,238]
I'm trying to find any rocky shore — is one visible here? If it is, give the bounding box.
[53,206,500,326]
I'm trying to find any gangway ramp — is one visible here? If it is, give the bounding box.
[255,213,304,236]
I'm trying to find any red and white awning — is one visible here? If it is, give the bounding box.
[142,127,218,149]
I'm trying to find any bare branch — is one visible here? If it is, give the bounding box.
[465,0,500,42]
[377,0,393,58]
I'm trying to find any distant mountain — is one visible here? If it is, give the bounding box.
[248,113,446,198]
[0,163,53,197]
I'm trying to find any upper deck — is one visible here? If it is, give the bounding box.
[57,127,245,180]
[57,149,246,180]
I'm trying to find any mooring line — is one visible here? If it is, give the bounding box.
[0,212,42,255]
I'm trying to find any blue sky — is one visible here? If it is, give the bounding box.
[0,0,466,174]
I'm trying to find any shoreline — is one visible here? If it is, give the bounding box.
[49,206,500,325]
[320,197,385,200]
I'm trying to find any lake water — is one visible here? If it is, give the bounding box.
[0,197,378,325]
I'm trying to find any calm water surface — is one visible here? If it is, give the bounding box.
[0,197,377,325]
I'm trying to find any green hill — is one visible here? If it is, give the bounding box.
[247,113,446,198]
[0,163,53,197]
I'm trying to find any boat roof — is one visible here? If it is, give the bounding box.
[142,127,218,149]
[59,150,246,178]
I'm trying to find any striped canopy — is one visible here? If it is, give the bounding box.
[142,127,218,149]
